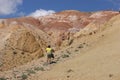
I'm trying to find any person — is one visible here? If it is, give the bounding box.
[46,45,54,64]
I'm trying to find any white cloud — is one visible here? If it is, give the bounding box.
[29,9,56,18]
[0,0,23,15]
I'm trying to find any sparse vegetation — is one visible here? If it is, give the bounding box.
[0,77,6,80]
[66,50,71,54]
[0,10,119,80]
[78,44,84,48]
[21,74,28,80]
[26,69,36,74]
[75,49,79,52]
[0,63,3,67]
[34,67,44,71]
[62,54,69,58]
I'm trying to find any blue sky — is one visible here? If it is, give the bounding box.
[0,0,120,18]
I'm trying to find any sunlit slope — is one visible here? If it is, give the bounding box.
[29,15,120,80]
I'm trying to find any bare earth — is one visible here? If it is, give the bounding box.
[28,15,120,80]
[0,12,120,80]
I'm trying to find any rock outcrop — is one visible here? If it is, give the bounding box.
[74,11,119,37]
[0,19,50,71]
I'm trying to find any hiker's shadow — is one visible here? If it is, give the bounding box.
[50,61,57,64]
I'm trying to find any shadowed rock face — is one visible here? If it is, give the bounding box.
[0,10,119,71]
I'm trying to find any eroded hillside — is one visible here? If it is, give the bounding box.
[0,10,119,72]
[0,19,51,71]
[28,14,120,80]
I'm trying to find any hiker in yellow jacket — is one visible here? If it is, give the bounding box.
[46,45,54,64]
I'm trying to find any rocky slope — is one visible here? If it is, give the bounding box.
[0,19,51,71]
[0,10,119,72]
[28,14,120,80]
[37,10,119,48]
